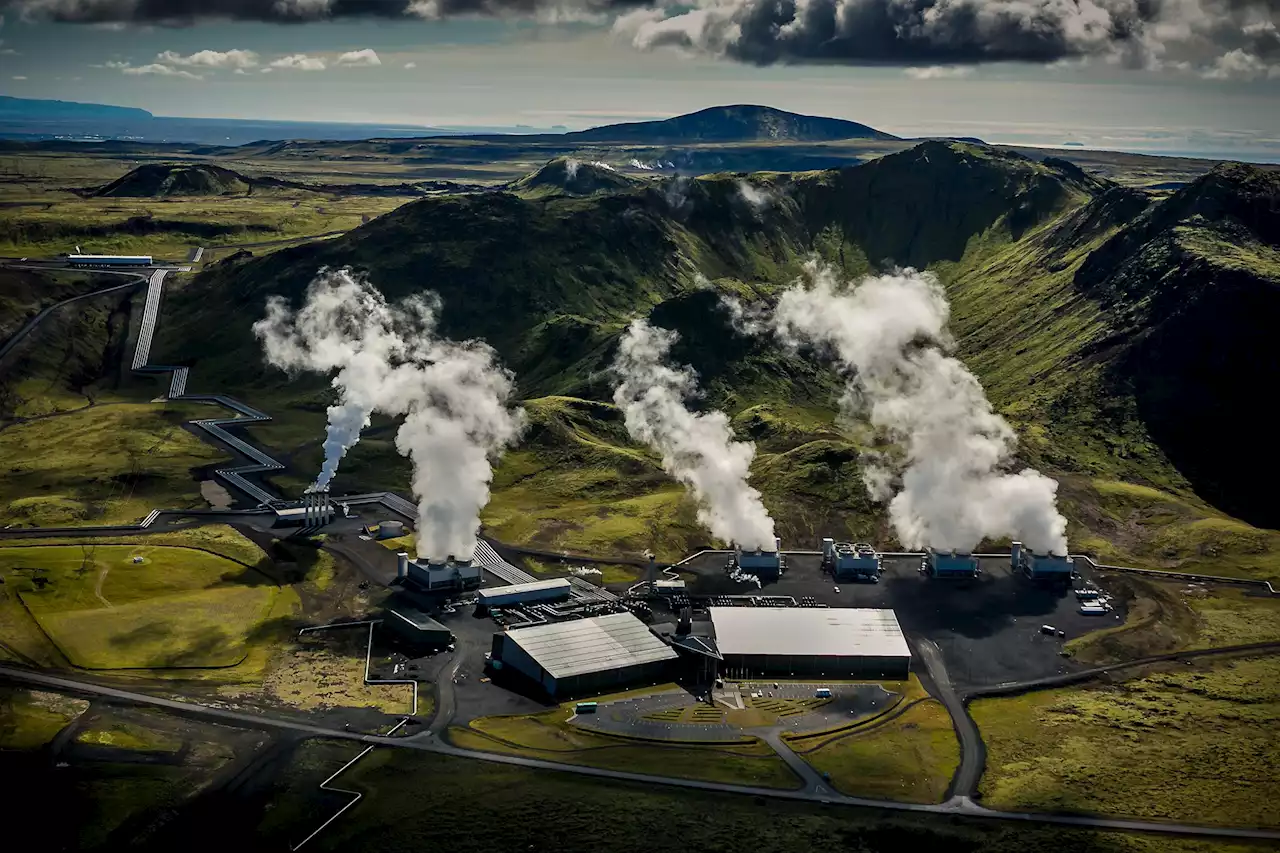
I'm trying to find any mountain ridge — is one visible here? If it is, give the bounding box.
[566,105,897,144]
[144,141,1280,575]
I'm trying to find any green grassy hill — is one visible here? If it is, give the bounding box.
[92,163,252,198]
[146,142,1279,574]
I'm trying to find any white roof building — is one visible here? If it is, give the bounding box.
[709,607,910,678]
[492,612,677,696]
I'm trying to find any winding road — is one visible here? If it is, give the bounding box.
[0,271,149,366]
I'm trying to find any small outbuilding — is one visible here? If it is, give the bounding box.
[384,597,452,649]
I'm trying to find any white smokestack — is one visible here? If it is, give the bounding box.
[611,319,777,551]
[253,268,525,562]
[771,260,1068,555]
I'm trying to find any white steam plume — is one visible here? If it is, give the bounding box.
[253,268,525,560]
[772,261,1068,555]
[737,180,774,211]
[611,319,777,550]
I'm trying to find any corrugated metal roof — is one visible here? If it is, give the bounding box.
[709,608,910,659]
[504,613,678,680]
[477,578,572,601]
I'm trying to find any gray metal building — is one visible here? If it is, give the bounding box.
[477,578,572,608]
[384,597,452,649]
[710,607,911,679]
[490,612,678,698]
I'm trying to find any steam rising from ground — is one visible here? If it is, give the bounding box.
[253,268,524,560]
[771,261,1068,554]
[737,180,774,211]
[611,319,777,550]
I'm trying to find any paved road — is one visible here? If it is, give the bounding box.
[915,639,986,799]
[0,273,147,366]
[760,729,832,795]
[3,664,1279,841]
[207,231,347,251]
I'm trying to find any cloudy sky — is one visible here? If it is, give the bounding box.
[0,1,1277,157]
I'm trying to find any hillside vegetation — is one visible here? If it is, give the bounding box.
[146,141,1279,573]
[92,163,252,198]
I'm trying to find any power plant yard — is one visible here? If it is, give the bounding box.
[2,116,1279,852]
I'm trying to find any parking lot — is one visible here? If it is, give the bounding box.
[673,553,1126,690]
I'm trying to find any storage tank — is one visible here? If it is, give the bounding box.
[376,520,405,540]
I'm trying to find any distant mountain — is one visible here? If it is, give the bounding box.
[92,163,252,198]
[568,105,897,144]
[0,95,152,121]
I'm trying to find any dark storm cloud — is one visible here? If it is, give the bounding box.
[7,0,1278,78]
[617,0,1279,78]
[4,0,644,23]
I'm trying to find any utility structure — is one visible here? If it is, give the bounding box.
[302,486,333,528]
[823,539,881,582]
[731,538,785,580]
[1013,541,1074,580]
[924,549,980,579]
[396,551,482,593]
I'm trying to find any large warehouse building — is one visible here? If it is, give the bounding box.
[709,607,911,679]
[491,612,678,698]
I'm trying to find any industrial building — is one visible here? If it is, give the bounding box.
[397,551,483,593]
[384,596,452,649]
[273,487,334,528]
[823,539,881,582]
[1013,542,1074,580]
[477,578,572,608]
[732,538,785,579]
[709,607,911,679]
[924,549,980,578]
[66,254,153,267]
[490,612,678,698]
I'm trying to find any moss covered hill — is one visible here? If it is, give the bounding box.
[92,163,252,198]
[152,142,1280,577]
[508,157,648,198]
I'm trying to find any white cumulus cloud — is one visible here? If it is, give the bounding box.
[157,48,259,69]
[337,48,381,66]
[904,65,974,79]
[117,62,203,79]
[267,53,326,71]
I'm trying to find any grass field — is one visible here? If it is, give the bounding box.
[795,698,959,803]
[34,585,278,669]
[0,537,292,672]
[0,687,88,749]
[450,705,799,789]
[0,402,227,527]
[972,655,1280,827]
[76,718,183,753]
[260,741,1272,853]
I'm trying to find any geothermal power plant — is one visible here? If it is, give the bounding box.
[259,267,1093,704]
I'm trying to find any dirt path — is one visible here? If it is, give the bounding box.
[93,564,112,608]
